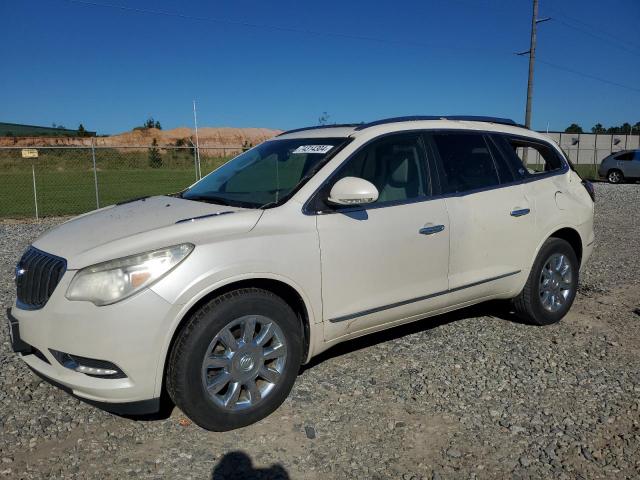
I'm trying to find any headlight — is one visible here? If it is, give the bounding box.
[66,244,194,306]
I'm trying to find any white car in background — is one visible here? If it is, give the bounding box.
[8,116,595,431]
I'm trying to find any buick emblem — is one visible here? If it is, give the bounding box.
[238,354,255,372]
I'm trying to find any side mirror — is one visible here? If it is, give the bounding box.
[327,177,379,206]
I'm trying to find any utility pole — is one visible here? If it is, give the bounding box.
[192,100,202,180]
[524,0,539,130]
[517,0,551,130]
[516,0,550,166]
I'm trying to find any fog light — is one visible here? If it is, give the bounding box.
[49,349,126,379]
[74,365,118,376]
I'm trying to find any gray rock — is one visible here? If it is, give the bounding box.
[0,183,638,478]
[446,448,462,459]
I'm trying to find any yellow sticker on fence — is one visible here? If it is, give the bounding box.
[21,148,38,158]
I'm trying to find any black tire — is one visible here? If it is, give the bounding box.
[513,238,579,325]
[166,288,303,431]
[607,169,624,184]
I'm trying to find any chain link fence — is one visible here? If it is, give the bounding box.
[1,132,638,219]
[0,145,242,219]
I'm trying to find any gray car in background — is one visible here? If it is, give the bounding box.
[598,150,640,184]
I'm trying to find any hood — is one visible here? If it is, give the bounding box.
[33,196,262,268]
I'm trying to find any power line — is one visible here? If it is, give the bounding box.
[554,18,640,57]
[544,4,640,52]
[62,0,508,56]
[62,0,640,96]
[535,58,640,93]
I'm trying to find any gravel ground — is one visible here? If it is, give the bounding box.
[1,183,639,479]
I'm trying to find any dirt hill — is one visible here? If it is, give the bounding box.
[0,126,282,148]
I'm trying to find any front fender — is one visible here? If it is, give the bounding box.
[150,270,320,397]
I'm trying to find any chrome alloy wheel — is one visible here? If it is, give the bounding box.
[539,253,573,313]
[608,170,622,183]
[201,315,287,411]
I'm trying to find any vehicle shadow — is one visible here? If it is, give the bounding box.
[211,451,289,480]
[300,299,529,373]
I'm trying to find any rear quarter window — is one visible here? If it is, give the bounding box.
[497,136,565,177]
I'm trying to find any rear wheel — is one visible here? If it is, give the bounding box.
[513,238,579,325]
[166,288,303,431]
[607,169,624,184]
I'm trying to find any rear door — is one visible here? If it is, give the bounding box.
[496,134,575,248]
[427,131,535,298]
[614,152,635,176]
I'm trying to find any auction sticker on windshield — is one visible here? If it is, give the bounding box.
[292,145,334,154]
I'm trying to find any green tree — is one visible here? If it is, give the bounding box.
[77,123,90,137]
[591,123,606,134]
[148,138,162,168]
[154,120,162,130]
[564,123,583,134]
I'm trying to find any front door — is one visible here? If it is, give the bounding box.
[314,133,450,341]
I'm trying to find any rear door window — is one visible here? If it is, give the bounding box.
[614,152,634,161]
[429,132,502,194]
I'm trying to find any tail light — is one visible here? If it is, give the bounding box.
[581,180,595,202]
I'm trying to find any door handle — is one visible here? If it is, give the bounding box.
[419,224,445,235]
[510,208,530,217]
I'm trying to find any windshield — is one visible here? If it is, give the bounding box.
[181,138,347,208]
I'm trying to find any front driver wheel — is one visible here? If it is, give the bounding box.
[513,238,579,325]
[166,288,302,431]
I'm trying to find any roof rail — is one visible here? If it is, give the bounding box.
[354,115,524,131]
[277,123,362,137]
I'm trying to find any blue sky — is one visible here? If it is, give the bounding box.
[1,0,639,134]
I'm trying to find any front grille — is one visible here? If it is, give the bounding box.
[16,247,67,309]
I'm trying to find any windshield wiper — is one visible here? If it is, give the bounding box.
[261,171,317,209]
[182,195,231,206]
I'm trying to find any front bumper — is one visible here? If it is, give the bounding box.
[7,309,158,414]
[8,273,179,411]
[28,363,160,415]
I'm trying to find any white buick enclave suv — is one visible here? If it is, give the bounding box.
[8,116,595,431]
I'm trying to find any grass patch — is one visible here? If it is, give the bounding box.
[572,164,599,181]
[0,161,230,218]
